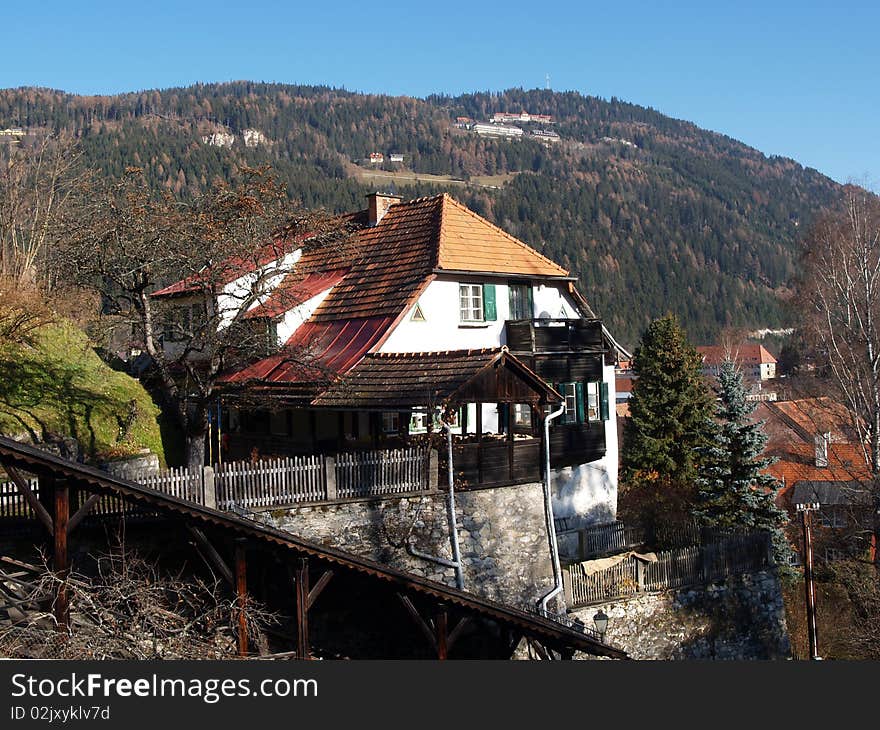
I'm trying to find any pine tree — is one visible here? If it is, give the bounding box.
[694,359,790,565]
[622,314,714,485]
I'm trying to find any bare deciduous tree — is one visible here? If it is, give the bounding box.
[799,185,880,476]
[55,166,351,468]
[0,133,83,286]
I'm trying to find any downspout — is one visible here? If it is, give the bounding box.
[538,403,566,614]
[403,415,464,587]
[440,416,465,590]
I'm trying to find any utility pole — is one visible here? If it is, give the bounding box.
[796,502,820,660]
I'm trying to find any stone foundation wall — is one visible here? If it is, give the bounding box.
[570,570,791,659]
[262,482,556,608]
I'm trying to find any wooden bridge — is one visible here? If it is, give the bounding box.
[0,436,626,660]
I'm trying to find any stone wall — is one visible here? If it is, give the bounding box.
[262,481,556,608]
[570,570,791,659]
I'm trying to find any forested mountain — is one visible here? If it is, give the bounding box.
[0,83,840,348]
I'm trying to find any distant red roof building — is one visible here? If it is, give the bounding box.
[697,344,777,380]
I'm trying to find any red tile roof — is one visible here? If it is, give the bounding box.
[697,344,776,366]
[204,193,584,390]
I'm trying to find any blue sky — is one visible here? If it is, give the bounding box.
[3,1,877,188]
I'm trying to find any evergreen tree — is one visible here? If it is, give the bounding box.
[694,359,790,564]
[622,314,714,484]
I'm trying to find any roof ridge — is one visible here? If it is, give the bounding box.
[368,347,502,359]
[439,194,568,275]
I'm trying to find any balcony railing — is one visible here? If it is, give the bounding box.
[505,318,605,353]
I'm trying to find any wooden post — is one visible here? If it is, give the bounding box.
[235,539,248,657]
[435,605,448,660]
[325,456,337,500]
[428,449,439,489]
[295,558,310,659]
[203,466,216,509]
[53,477,70,635]
[476,404,483,486]
[507,404,515,481]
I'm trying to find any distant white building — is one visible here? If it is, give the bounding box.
[473,123,523,138]
[242,129,269,148]
[389,153,404,163]
[491,112,554,124]
[202,132,235,148]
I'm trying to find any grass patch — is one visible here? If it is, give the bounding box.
[0,320,165,465]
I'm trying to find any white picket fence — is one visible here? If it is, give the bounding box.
[335,447,429,499]
[129,447,435,513]
[215,455,325,510]
[140,466,203,503]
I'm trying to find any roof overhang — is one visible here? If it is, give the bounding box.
[311,347,564,410]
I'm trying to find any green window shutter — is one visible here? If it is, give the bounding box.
[600,382,610,421]
[483,283,497,321]
[575,382,585,424]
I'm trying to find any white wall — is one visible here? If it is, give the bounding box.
[276,287,334,345]
[378,277,580,354]
[551,363,619,524]
[216,248,303,330]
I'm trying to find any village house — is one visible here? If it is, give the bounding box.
[155,193,629,604]
[153,192,626,526]
[697,344,777,381]
[758,397,876,564]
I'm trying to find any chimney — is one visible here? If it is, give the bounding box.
[814,432,830,468]
[366,192,401,226]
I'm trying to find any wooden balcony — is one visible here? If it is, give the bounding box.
[505,318,605,354]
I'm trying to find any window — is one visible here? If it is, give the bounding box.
[587,382,600,422]
[513,404,532,428]
[459,283,496,323]
[460,284,484,322]
[164,304,192,342]
[555,381,610,425]
[820,509,847,528]
[824,547,846,562]
[381,412,400,435]
[509,282,533,320]
[561,383,578,424]
[409,411,429,433]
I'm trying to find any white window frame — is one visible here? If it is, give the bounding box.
[409,411,429,433]
[586,381,601,422]
[561,383,577,425]
[459,284,484,322]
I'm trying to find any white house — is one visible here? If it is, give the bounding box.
[155,192,627,525]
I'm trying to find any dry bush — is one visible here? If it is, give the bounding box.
[0,546,275,659]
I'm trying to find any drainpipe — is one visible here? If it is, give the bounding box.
[538,403,566,614]
[440,415,465,590]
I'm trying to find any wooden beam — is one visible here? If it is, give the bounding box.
[307,569,333,610]
[294,558,310,659]
[436,605,448,660]
[53,478,70,634]
[447,616,473,651]
[67,493,101,535]
[187,526,234,586]
[397,593,436,651]
[3,464,53,534]
[235,539,248,657]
